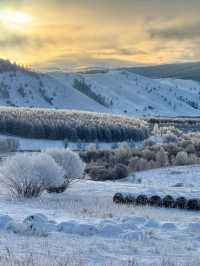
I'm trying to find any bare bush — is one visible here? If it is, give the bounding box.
[142,149,155,161]
[128,157,140,172]
[114,164,128,179]
[114,142,131,164]
[88,166,114,181]
[0,153,65,198]
[135,158,148,171]
[88,162,128,181]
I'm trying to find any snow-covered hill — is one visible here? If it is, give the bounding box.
[0,71,107,112]
[0,65,200,116]
[51,70,200,116]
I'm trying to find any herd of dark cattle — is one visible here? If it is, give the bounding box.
[113,193,200,211]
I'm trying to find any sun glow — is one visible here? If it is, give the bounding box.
[0,11,32,29]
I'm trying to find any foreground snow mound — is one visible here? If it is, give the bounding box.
[0,212,199,245]
[0,213,181,238]
[23,213,57,237]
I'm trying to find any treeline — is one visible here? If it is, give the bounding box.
[147,117,200,125]
[0,59,37,78]
[0,107,149,142]
[147,117,200,133]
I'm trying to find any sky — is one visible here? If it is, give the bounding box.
[0,0,200,70]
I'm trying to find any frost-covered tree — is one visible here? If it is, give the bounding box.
[153,124,160,136]
[0,153,65,198]
[46,149,85,192]
[0,107,149,142]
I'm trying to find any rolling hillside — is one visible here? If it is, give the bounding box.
[51,70,200,116]
[0,60,200,116]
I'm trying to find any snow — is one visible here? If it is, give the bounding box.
[0,71,107,112]
[1,69,200,117]
[0,165,199,264]
[51,70,200,116]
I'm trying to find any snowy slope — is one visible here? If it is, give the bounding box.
[0,68,200,116]
[0,71,107,112]
[51,70,200,116]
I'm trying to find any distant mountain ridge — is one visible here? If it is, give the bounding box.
[117,62,200,82]
[78,62,200,82]
[0,59,200,116]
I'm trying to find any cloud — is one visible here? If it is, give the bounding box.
[148,21,200,40]
[0,34,55,49]
[2,0,200,67]
[38,53,142,71]
[0,33,29,48]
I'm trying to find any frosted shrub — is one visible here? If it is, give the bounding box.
[188,154,199,165]
[46,149,85,190]
[163,143,180,157]
[156,147,169,167]
[193,138,200,151]
[0,153,65,198]
[175,151,188,166]
[144,137,156,147]
[147,160,157,170]
[178,139,193,149]
[163,133,178,144]
[185,143,195,154]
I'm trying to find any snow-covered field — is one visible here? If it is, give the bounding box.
[0,165,200,265]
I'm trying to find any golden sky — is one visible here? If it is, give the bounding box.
[0,0,200,70]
